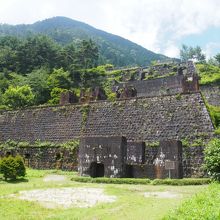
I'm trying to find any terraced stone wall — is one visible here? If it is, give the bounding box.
[0,93,213,143]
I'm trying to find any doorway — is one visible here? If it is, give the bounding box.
[90,162,104,177]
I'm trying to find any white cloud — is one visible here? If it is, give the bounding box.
[0,0,220,57]
[204,42,220,59]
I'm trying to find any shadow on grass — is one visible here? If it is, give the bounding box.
[0,177,29,184]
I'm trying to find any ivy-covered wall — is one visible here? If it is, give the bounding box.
[0,147,78,171]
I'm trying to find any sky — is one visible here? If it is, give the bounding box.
[0,0,220,58]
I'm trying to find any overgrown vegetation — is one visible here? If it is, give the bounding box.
[0,35,104,109]
[0,139,79,150]
[80,104,90,131]
[207,104,220,129]
[197,63,220,85]
[204,138,220,181]
[164,183,220,220]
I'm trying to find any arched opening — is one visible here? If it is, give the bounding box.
[90,162,104,178]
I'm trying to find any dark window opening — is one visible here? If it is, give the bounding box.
[55,153,61,161]
[90,162,104,178]
[24,153,30,159]
[125,165,134,178]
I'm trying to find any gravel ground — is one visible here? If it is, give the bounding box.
[43,174,67,182]
[144,191,182,198]
[17,187,116,209]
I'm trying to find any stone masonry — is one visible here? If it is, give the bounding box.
[0,93,214,143]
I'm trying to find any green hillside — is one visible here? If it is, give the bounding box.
[0,16,170,67]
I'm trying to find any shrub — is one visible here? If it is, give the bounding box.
[0,155,26,180]
[151,178,210,186]
[204,138,220,181]
[71,177,210,185]
[72,177,151,185]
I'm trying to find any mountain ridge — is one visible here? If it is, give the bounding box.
[0,16,172,67]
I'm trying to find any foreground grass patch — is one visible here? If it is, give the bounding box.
[0,169,209,220]
[164,183,220,220]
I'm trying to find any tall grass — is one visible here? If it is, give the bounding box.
[164,183,220,220]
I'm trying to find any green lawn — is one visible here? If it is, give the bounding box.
[0,169,208,220]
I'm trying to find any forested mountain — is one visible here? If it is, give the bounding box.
[0,16,170,66]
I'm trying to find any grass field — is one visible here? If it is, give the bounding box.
[0,169,208,220]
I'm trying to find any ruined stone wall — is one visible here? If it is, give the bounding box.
[126,75,184,97]
[143,145,205,178]
[79,136,127,178]
[0,142,205,178]
[182,146,205,178]
[0,93,214,144]
[0,147,78,171]
[201,85,220,106]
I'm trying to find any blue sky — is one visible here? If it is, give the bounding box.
[180,27,220,57]
[0,0,220,58]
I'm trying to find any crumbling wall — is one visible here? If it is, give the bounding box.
[116,75,184,97]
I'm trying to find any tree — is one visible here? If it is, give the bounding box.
[26,68,50,104]
[180,44,206,62]
[80,65,106,89]
[17,35,61,74]
[48,87,68,104]
[214,53,220,66]
[74,39,99,69]
[47,68,72,89]
[3,85,35,109]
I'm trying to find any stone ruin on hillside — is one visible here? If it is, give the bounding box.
[0,61,215,179]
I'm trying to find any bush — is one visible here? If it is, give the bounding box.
[204,138,220,181]
[0,155,26,180]
[151,178,210,186]
[72,177,151,185]
[71,177,210,185]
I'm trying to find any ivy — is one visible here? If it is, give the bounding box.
[146,141,159,147]
[80,104,90,132]
[0,139,79,150]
